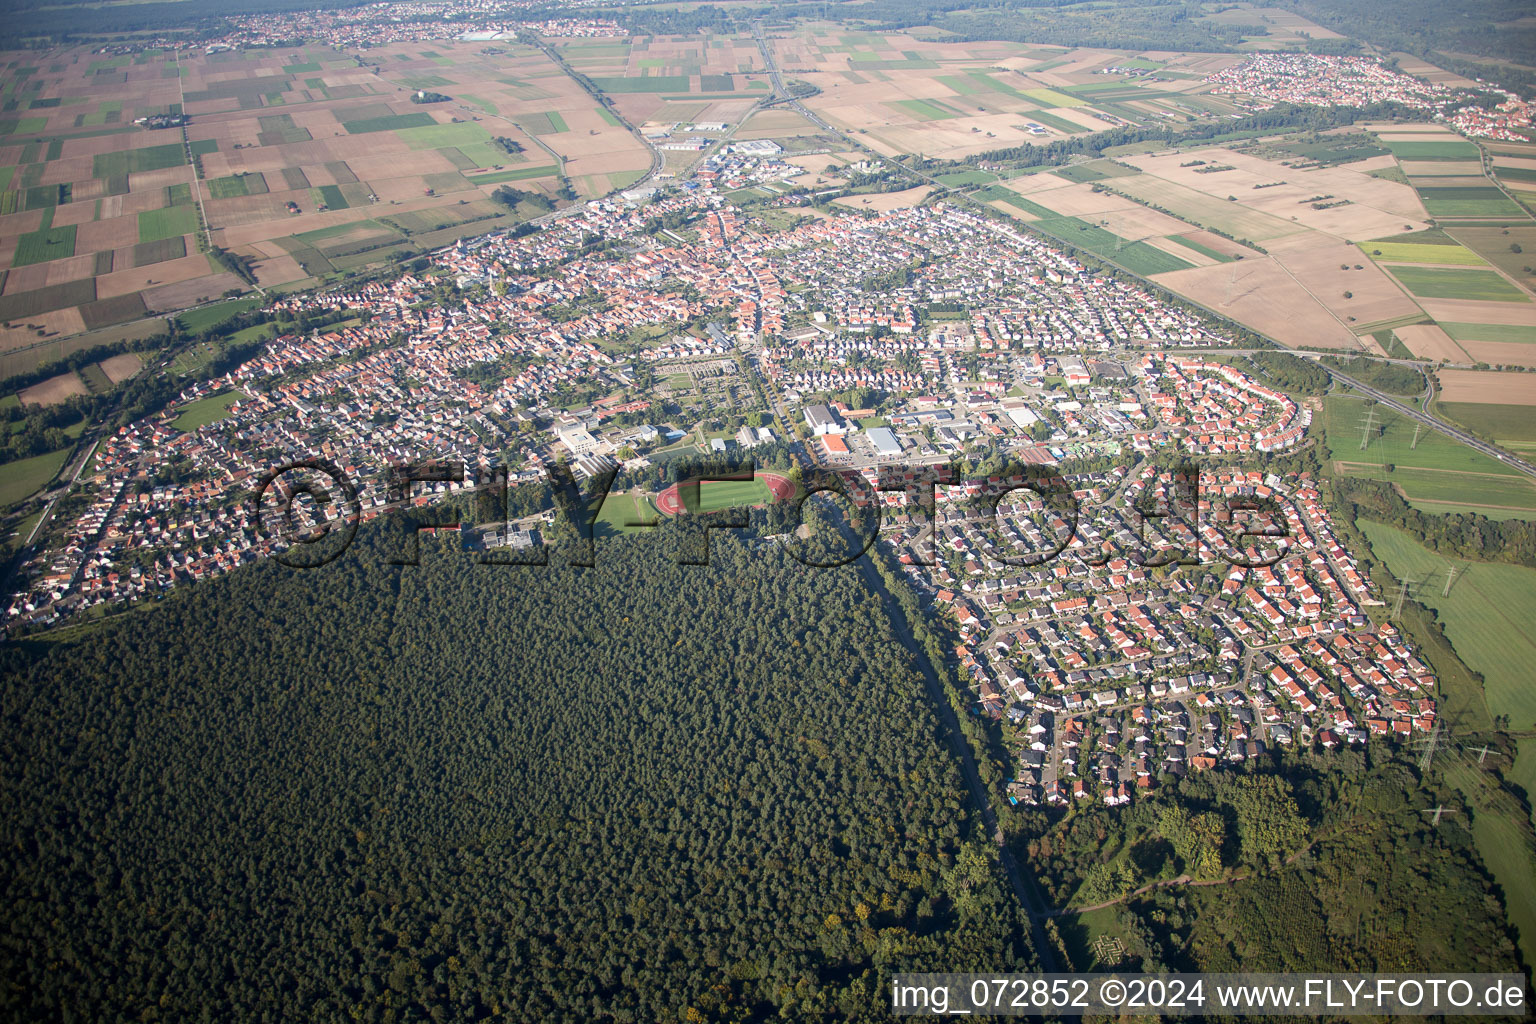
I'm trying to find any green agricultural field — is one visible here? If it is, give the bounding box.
[12,224,76,267]
[1439,322,1535,344]
[1168,234,1235,262]
[1385,266,1531,303]
[1436,401,1536,445]
[975,185,1057,219]
[175,296,262,335]
[1030,216,1194,274]
[1323,396,1536,517]
[1416,186,1513,201]
[1360,521,1536,727]
[1114,241,1195,275]
[1021,87,1085,107]
[1361,242,1486,266]
[1324,395,1512,473]
[939,74,984,96]
[1373,466,1536,513]
[342,112,435,134]
[934,169,997,187]
[1054,164,1108,183]
[466,165,559,185]
[314,184,349,210]
[590,76,689,93]
[1420,196,1528,218]
[450,143,518,170]
[519,111,569,135]
[396,121,491,149]
[0,116,48,137]
[293,219,393,246]
[891,98,960,121]
[1021,109,1084,134]
[0,447,69,506]
[171,389,246,431]
[77,363,111,393]
[207,172,267,199]
[137,205,197,244]
[1277,135,1390,165]
[1386,140,1482,161]
[91,142,185,178]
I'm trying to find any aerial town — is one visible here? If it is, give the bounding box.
[6,146,1441,809]
[1209,53,1536,140]
[5,0,1534,1009]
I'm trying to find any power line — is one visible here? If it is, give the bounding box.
[1416,718,1440,771]
[1359,403,1377,451]
[1422,804,1459,827]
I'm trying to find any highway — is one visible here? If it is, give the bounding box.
[525,32,665,192]
[1318,362,1536,481]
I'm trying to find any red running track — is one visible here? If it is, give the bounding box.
[654,471,795,516]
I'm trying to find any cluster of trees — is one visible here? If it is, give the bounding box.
[968,101,1423,170]
[1284,0,1536,71]
[1019,746,1519,974]
[0,523,1037,1021]
[1023,768,1314,908]
[210,245,257,286]
[490,186,555,213]
[1322,356,1425,395]
[0,400,85,465]
[842,0,1267,52]
[1245,350,1332,395]
[1334,474,1536,567]
[0,0,355,45]
[1122,790,1519,972]
[409,91,450,104]
[611,3,738,35]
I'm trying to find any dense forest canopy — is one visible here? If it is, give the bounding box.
[0,522,1034,1022]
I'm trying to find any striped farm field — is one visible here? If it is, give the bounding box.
[891,98,961,121]
[12,225,77,267]
[1385,266,1531,303]
[1360,242,1486,266]
[466,165,559,185]
[1440,322,1536,344]
[1386,139,1482,161]
[137,205,197,244]
[1437,401,1536,445]
[342,112,435,134]
[395,122,491,149]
